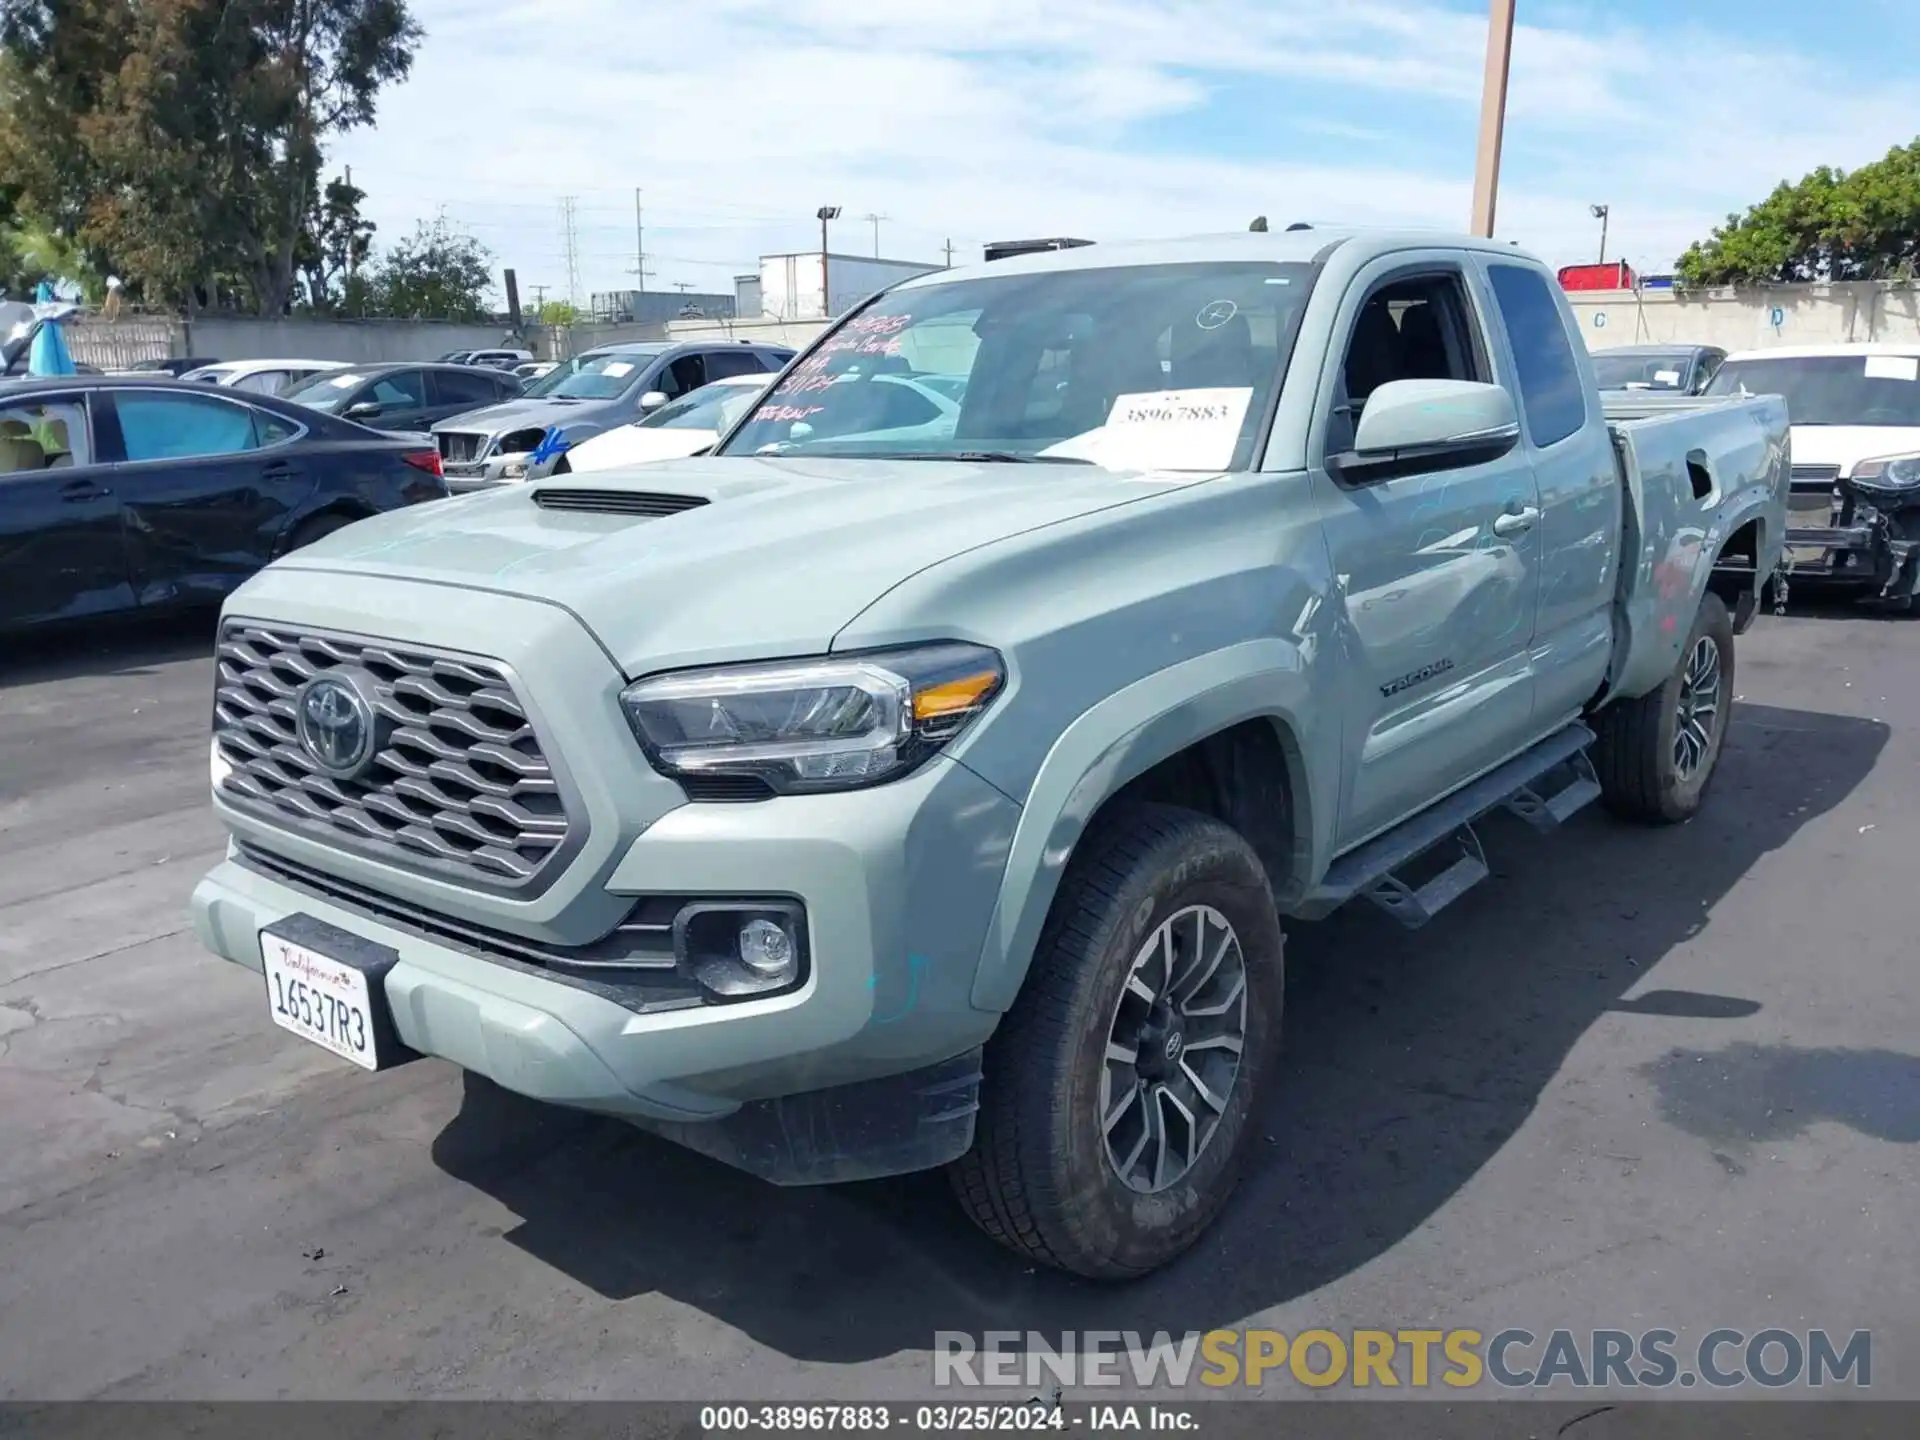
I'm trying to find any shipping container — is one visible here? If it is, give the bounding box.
[1558,261,1637,292]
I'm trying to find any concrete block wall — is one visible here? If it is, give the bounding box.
[1572,282,1920,354]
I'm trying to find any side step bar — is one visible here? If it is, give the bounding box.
[1298,723,1599,928]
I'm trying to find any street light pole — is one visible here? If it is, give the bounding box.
[1470,0,1518,238]
[1591,204,1611,264]
[816,205,841,318]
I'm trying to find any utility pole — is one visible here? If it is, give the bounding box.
[944,238,955,268]
[862,213,889,258]
[1591,203,1611,263]
[560,197,582,309]
[633,188,649,297]
[1469,0,1518,238]
[531,284,549,314]
[816,205,841,318]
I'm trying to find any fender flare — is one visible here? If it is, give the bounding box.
[968,638,1330,1013]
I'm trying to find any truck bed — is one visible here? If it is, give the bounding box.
[1598,391,1791,703]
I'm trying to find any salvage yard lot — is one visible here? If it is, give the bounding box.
[1,611,1915,1400]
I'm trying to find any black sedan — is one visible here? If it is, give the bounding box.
[281,362,522,432]
[1,376,449,635]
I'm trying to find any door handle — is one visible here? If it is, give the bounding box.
[1492,506,1540,538]
[59,478,112,502]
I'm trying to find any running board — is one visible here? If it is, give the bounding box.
[1502,748,1602,833]
[1300,723,1598,927]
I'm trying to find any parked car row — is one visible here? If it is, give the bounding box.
[432,340,794,486]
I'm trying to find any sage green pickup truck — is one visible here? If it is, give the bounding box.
[192,230,1790,1279]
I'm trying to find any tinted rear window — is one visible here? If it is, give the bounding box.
[1487,263,1587,448]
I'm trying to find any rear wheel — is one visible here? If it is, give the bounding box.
[1593,591,1734,824]
[950,803,1284,1280]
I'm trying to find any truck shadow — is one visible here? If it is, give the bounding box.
[0,610,217,686]
[430,700,1888,1365]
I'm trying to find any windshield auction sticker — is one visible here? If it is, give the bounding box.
[1045,387,1253,471]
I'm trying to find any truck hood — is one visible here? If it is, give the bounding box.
[266,455,1206,674]
[431,395,612,438]
[1789,425,1920,477]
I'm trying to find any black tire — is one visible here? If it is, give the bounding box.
[1593,591,1734,824]
[282,512,356,554]
[950,803,1285,1280]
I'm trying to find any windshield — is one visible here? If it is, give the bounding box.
[717,260,1316,468]
[1591,352,1692,390]
[639,379,769,431]
[1705,354,1920,426]
[530,351,659,401]
[284,370,371,412]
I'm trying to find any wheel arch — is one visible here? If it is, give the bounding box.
[969,639,1331,1013]
[274,500,373,558]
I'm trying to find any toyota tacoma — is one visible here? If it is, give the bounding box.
[193,231,1790,1280]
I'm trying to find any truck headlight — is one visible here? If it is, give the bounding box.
[620,642,1005,795]
[1850,452,1920,498]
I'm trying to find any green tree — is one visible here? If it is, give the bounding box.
[1678,140,1920,285]
[369,217,493,321]
[0,0,420,314]
[535,299,580,326]
[297,174,376,311]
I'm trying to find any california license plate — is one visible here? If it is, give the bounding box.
[263,925,389,1075]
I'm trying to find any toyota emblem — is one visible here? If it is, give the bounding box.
[295,673,378,781]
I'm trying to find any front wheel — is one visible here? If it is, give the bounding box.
[950,803,1284,1280]
[1593,591,1735,824]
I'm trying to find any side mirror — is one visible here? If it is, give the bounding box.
[1334,379,1520,483]
[344,401,383,420]
[638,391,669,411]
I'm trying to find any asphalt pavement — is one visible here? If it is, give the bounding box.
[1,607,1914,1402]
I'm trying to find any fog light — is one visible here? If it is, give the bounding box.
[738,917,795,977]
[672,902,808,1001]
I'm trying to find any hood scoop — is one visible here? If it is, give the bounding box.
[531,488,710,517]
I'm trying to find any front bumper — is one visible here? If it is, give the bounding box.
[194,747,1013,1115]
[1785,484,1920,601]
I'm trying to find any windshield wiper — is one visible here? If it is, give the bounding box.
[888,450,1093,465]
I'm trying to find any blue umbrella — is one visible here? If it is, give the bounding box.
[27,280,77,377]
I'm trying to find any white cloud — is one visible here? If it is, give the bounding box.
[334,0,1920,297]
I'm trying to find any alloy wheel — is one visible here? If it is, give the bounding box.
[1100,904,1250,1194]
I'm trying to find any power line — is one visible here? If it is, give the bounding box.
[861,212,890,257]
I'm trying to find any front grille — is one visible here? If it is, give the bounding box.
[531,488,709,517]
[213,623,578,894]
[437,431,488,464]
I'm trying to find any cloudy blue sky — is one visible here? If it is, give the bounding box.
[333,0,1920,304]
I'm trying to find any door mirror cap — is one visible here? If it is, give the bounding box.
[344,401,383,420]
[638,390,669,411]
[1337,379,1521,482]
